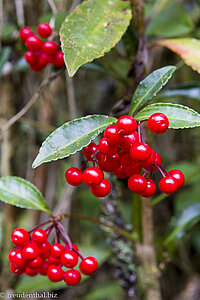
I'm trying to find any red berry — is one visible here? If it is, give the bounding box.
[79,256,98,275]
[11,228,30,247]
[22,243,39,260]
[25,267,38,276]
[120,132,139,151]
[152,153,162,171]
[47,265,64,282]
[113,165,129,179]
[37,240,51,257]
[64,269,81,285]
[83,142,98,161]
[65,167,83,186]
[143,150,156,168]
[30,64,45,72]
[37,52,49,68]
[8,249,27,267]
[25,51,37,65]
[25,35,43,51]
[128,174,147,193]
[65,243,79,252]
[148,113,169,134]
[39,261,49,275]
[10,263,25,275]
[140,178,156,198]
[54,51,65,68]
[104,125,121,144]
[32,228,47,243]
[116,115,137,134]
[98,138,118,155]
[129,142,152,162]
[50,243,65,258]
[97,153,120,172]
[37,23,52,38]
[83,167,104,187]
[167,169,185,188]
[159,176,178,194]
[28,256,43,269]
[90,179,111,197]
[48,256,61,265]
[19,27,33,42]
[42,41,58,56]
[61,251,79,268]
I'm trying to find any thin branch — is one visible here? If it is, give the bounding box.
[47,0,58,15]
[0,69,63,141]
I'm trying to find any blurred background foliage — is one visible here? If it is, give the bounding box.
[1,0,200,299]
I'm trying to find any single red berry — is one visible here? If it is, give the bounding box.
[65,167,83,186]
[148,113,169,134]
[79,256,98,275]
[113,165,129,179]
[37,240,51,257]
[140,178,156,198]
[159,176,178,194]
[98,138,118,155]
[119,150,133,167]
[129,142,152,162]
[61,251,79,268]
[8,249,27,267]
[116,115,137,134]
[64,269,81,286]
[19,27,33,42]
[143,150,156,169]
[25,267,38,276]
[22,242,39,260]
[47,265,64,282]
[128,174,147,194]
[50,243,65,258]
[152,153,162,171]
[83,142,98,161]
[11,228,30,247]
[97,153,120,172]
[104,125,121,144]
[167,169,185,188]
[83,167,104,187]
[37,52,49,68]
[127,162,142,176]
[39,261,49,275]
[32,228,47,243]
[48,256,61,265]
[28,256,43,269]
[10,263,25,275]
[25,35,43,51]
[42,41,58,56]
[120,132,139,151]
[90,179,111,197]
[37,23,52,38]
[25,51,37,65]
[54,51,65,68]
[65,243,79,252]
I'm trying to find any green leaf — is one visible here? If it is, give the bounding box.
[0,177,51,214]
[154,38,200,74]
[146,1,194,38]
[129,66,176,115]
[135,103,200,129]
[165,203,200,244]
[60,0,132,77]
[32,115,117,168]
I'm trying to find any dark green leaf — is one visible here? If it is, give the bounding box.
[0,177,51,214]
[135,103,200,129]
[146,1,194,37]
[129,66,176,115]
[32,115,117,168]
[165,203,200,244]
[60,0,132,76]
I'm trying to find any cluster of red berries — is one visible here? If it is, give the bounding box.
[19,23,65,71]
[65,113,185,197]
[9,224,98,286]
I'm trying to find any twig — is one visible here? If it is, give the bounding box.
[14,0,25,27]
[47,0,58,15]
[0,69,63,141]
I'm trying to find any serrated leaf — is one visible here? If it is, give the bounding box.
[135,103,200,129]
[154,38,200,74]
[146,1,194,38]
[60,0,132,77]
[129,66,176,115]
[0,177,51,214]
[165,203,200,244]
[32,115,117,168]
